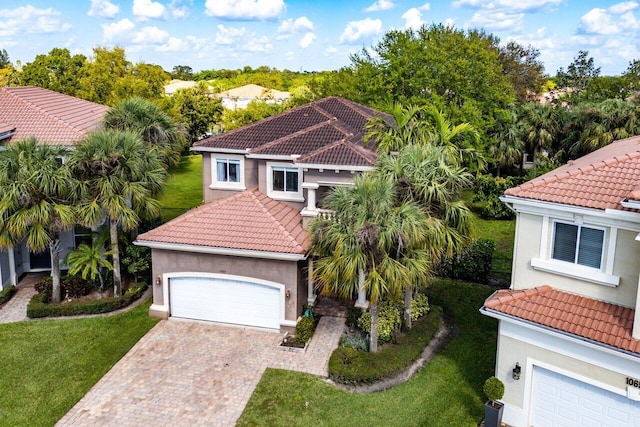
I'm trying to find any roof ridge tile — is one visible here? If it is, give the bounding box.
[249,190,306,253]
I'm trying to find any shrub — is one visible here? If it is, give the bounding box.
[473,174,522,220]
[329,307,443,384]
[295,316,316,344]
[34,275,94,300]
[0,285,17,305]
[27,282,147,318]
[345,306,363,329]
[339,334,369,352]
[483,376,505,402]
[410,293,430,321]
[436,239,496,285]
[357,301,402,344]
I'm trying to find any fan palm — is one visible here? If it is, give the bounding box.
[103,97,186,169]
[64,229,114,290]
[0,138,75,303]
[310,173,430,352]
[68,130,166,297]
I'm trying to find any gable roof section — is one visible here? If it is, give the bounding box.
[505,136,640,211]
[217,84,289,100]
[0,86,108,146]
[193,96,392,167]
[136,189,308,255]
[483,285,640,355]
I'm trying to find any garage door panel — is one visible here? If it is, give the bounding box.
[170,276,280,330]
[531,367,640,427]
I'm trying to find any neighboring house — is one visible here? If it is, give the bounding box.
[164,79,198,96]
[482,136,640,425]
[217,84,290,110]
[135,96,391,332]
[0,86,108,289]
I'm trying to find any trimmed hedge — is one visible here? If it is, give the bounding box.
[436,238,496,285]
[27,282,147,319]
[295,316,316,344]
[0,285,17,305]
[328,306,442,385]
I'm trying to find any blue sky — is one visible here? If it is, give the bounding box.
[0,1,638,76]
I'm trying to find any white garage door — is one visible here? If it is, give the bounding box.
[169,276,280,330]
[531,366,640,427]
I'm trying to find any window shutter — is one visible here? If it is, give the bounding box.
[577,227,604,268]
[552,223,578,263]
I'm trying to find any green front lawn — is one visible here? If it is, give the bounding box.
[159,154,203,222]
[0,302,158,426]
[238,280,497,426]
[473,215,515,281]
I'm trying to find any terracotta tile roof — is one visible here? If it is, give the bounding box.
[505,136,640,210]
[0,86,108,146]
[137,189,308,254]
[484,285,640,355]
[193,96,392,167]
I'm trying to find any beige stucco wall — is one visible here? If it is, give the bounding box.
[149,249,304,323]
[202,154,259,203]
[511,212,640,307]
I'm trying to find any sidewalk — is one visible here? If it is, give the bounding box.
[0,273,44,323]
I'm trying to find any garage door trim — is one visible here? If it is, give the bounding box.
[161,271,295,328]
[524,358,631,426]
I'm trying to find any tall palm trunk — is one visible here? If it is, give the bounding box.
[50,239,62,303]
[403,286,412,331]
[369,301,379,353]
[110,217,122,297]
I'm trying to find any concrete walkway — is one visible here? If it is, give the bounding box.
[57,316,345,427]
[0,273,42,323]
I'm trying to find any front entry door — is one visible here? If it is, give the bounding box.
[29,250,51,270]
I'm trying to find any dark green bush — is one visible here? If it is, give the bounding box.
[436,239,496,285]
[295,315,316,344]
[473,174,522,220]
[345,306,363,328]
[483,376,505,401]
[0,285,17,305]
[33,275,95,301]
[27,282,147,318]
[329,306,442,385]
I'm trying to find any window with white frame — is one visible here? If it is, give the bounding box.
[267,163,303,201]
[552,222,605,269]
[210,155,245,190]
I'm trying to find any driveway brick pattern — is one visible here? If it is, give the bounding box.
[57,315,345,427]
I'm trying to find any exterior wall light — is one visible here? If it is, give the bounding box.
[286,289,291,298]
[512,362,521,380]
[155,275,161,286]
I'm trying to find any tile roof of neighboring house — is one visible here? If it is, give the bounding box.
[483,285,640,355]
[136,189,308,255]
[164,79,198,95]
[193,96,393,167]
[0,86,108,146]
[217,83,289,100]
[504,135,640,210]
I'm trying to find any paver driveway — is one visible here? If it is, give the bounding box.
[57,316,344,427]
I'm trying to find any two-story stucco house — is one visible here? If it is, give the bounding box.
[482,136,640,425]
[0,86,108,289]
[135,97,392,332]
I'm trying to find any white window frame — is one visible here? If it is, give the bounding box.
[531,217,619,287]
[210,154,245,190]
[267,162,304,202]
[550,220,605,269]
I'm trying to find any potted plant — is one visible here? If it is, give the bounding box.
[483,376,505,427]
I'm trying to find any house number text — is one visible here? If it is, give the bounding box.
[627,377,640,388]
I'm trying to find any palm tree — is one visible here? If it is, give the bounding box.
[0,138,75,303]
[310,173,430,352]
[488,109,524,176]
[64,230,114,290]
[376,144,474,329]
[517,103,559,162]
[365,102,428,153]
[68,130,166,297]
[103,97,186,169]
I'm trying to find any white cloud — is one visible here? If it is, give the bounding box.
[608,1,638,14]
[444,18,456,28]
[579,2,640,35]
[468,10,525,31]
[453,0,563,12]
[169,0,192,18]
[241,36,273,52]
[0,5,72,37]
[402,8,423,30]
[88,0,120,18]
[102,18,135,43]
[205,0,285,20]
[133,0,167,21]
[325,45,338,54]
[214,25,247,45]
[278,17,314,34]
[133,26,170,44]
[364,0,395,12]
[340,18,382,43]
[299,32,316,48]
[157,36,190,51]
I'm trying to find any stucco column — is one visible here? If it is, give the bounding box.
[302,182,319,211]
[633,272,640,340]
[355,269,369,309]
[307,259,316,306]
[7,245,16,286]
